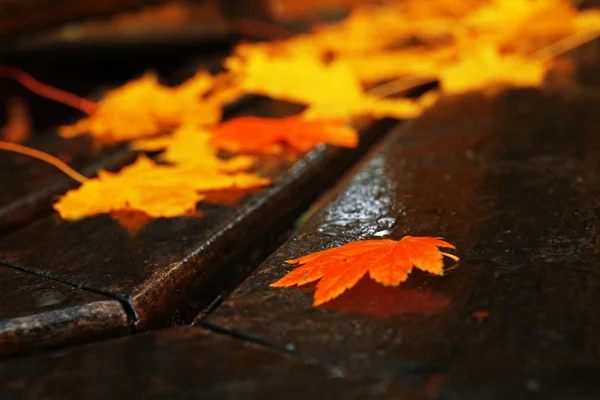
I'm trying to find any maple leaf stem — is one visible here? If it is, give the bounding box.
[0,141,88,184]
[534,30,600,62]
[367,77,436,98]
[0,65,97,115]
[441,252,460,262]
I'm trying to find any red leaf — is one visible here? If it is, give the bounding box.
[210,116,358,153]
[271,236,459,306]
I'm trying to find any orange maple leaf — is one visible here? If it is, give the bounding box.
[270,236,459,306]
[210,116,359,153]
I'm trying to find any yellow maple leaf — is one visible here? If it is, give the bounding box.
[459,0,576,53]
[59,71,227,144]
[54,155,270,220]
[53,156,203,219]
[228,48,427,120]
[344,46,453,84]
[439,47,547,94]
[576,9,600,35]
[132,124,255,171]
[227,48,364,110]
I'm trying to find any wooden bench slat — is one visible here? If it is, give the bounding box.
[205,88,600,398]
[0,326,414,399]
[0,265,128,357]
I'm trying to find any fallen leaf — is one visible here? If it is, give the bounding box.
[54,155,270,220]
[439,46,547,94]
[271,236,459,306]
[227,48,363,111]
[459,0,577,53]
[133,124,256,170]
[227,47,426,120]
[210,116,359,153]
[59,71,228,144]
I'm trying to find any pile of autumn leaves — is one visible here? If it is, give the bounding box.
[54,0,600,221]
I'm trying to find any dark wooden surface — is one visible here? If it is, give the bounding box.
[0,326,417,399]
[206,87,600,398]
[0,265,128,357]
[0,16,598,398]
[0,96,396,330]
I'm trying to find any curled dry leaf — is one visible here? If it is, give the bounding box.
[210,116,359,153]
[270,236,459,306]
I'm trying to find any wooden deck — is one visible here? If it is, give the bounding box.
[0,35,599,399]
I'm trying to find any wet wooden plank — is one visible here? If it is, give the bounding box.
[0,134,133,236]
[0,326,416,399]
[0,265,128,357]
[0,96,396,329]
[0,53,252,236]
[205,88,600,398]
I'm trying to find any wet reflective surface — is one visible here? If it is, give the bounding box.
[0,266,128,357]
[208,87,600,397]
[320,277,451,319]
[0,326,415,399]
[0,98,395,337]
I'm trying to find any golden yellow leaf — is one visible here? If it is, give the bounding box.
[227,48,364,111]
[576,9,600,35]
[344,47,453,84]
[228,48,428,120]
[54,155,270,220]
[439,47,547,94]
[459,0,576,53]
[133,124,255,170]
[59,71,226,144]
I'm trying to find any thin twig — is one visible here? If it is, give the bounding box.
[0,65,97,115]
[0,141,88,183]
[367,76,437,98]
[535,30,600,62]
